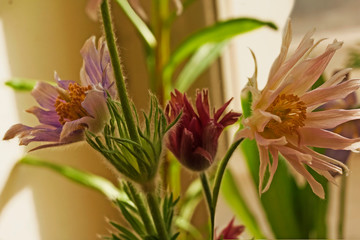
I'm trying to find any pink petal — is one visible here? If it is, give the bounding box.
[262,147,279,193]
[254,132,287,146]
[266,22,314,93]
[284,151,325,198]
[320,68,351,89]
[283,40,342,96]
[299,127,360,151]
[301,79,360,109]
[305,109,360,129]
[258,144,269,195]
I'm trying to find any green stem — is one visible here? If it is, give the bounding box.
[127,182,156,236]
[199,139,243,239]
[200,172,214,240]
[212,139,243,209]
[146,191,169,240]
[338,174,348,239]
[100,0,140,144]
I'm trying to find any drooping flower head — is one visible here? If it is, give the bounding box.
[215,217,245,240]
[237,21,360,198]
[4,37,116,151]
[165,89,240,171]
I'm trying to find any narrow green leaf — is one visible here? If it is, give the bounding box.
[163,18,277,87]
[118,203,146,237]
[115,0,156,49]
[175,41,227,92]
[5,78,55,91]
[110,221,140,240]
[221,170,265,238]
[19,156,131,204]
[175,217,202,240]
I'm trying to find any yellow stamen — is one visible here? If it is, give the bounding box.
[265,94,307,135]
[54,83,92,125]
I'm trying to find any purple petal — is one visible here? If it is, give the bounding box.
[54,72,77,89]
[31,82,59,110]
[3,124,32,140]
[80,36,103,86]
[26,106,61,127]
[81,89,110,133]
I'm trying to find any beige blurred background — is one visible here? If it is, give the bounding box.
[1,0,360,239]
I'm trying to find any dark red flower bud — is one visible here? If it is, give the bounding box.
[165,89,241,171]
[216,217,245,240]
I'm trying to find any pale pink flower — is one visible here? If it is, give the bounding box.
[236,21,360,198]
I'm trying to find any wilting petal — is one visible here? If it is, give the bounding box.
[320,68,351,89]
[255,132,287,147]
[31,82,58,110]
[258,145,269,194]
[262,147,279,193]
[301,79,360,109]
[285,152,325,199]
[305,109,360,129]
[299,127,360,151]
[284,40,342,96]
[196,89,210,125]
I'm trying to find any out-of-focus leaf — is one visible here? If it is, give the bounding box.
[5,78,54,91]
[175,41,227,92]
[175,217,202,240]
[163,18,277,87]
[115,0,156,49]
[19,156,131,204]
[221,169,265,239]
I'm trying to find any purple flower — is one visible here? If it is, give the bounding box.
[165,89,241,171]
[216,217,245,240]
[3,37,116,151]
[321,73,360,165]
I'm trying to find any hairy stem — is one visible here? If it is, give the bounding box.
[200,172,214,240]
[101,0,140,143]
[127,182,156,236]
[146,191,170,240]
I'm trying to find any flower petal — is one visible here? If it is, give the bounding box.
[284,152,325,199]
[26,106,61,127]
[81,89,110,133]
[31,81,59,110]
[262,147,279,193]
[301,79,360,109]
[255,132,287,146]
[305,109,360,129]
[299,127,360,151]
[258,144,269,195]
[283,40,343,96]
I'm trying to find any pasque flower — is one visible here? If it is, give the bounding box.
[320,73,360,166]
[165,89,240,171]
[236,21,360,198]
[4,37,116,151]
[216,217,244,240]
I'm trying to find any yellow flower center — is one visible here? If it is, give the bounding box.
[265,94,307,135]
[54,83,92,125]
